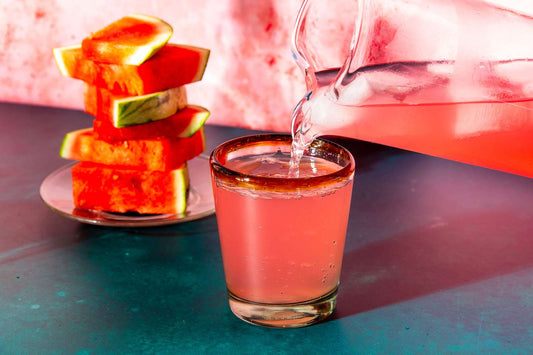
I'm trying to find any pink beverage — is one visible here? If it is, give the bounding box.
[291,0,533,178]
[210,134,355,328]
[313,97,533,178]
[217,155,352,303]
[293,62,533,178]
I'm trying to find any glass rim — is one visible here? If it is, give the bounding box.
[209,134,355,191]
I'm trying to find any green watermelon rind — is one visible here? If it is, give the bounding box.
[58,124,207,157]
[82,13,173,66]
[59,127,89,160]
[120,14,173,66]
[177,44,211,83]
[59,108,209,148]
[113,86,188,127]
[172,164,190,214]
[177,106,211,138]
[52,45,79,77]
[59,108,209,161]
[52,44,211,95]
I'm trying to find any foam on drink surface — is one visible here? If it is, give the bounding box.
[225,150,340,179]
[220,149,348,200]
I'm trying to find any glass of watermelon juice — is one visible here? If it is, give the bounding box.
[210,134,355,328]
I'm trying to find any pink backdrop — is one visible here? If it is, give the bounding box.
[0,0,307,132]
[1,0,532,132]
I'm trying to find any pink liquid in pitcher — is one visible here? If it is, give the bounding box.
[293,62,533,178]
[213,152,353,304]
[332,99,533,178]
[291,0,533,177]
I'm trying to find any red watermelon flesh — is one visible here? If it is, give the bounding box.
[61,127,205,171]
[53,44,210,95]
[81,14,173,65]
[93,105,209,142]
[72,162,189,214]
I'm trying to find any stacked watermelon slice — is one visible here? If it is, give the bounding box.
[53,14,211,215]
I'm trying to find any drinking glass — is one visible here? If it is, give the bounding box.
[210,134,355,328]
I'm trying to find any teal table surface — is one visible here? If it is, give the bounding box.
[1,102,532,354]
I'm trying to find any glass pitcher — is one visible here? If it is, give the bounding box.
[291,0,533,178]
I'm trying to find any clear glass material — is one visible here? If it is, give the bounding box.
[210,135,355,328]
[291,0,533,178]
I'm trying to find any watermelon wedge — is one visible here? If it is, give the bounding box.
[93,105,210,142]
[81,14,173,65]
[84,84,188,127]
[72,162,189,214]
[53,44,210,95]
[61,127,206,170]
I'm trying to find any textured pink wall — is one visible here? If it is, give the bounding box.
[0,0,306,132]
[1,0,532,132]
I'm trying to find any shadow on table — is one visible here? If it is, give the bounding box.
[0,207,220,265]
[333,211,533,320]
[64,215,229,339]
[0,208,100,265]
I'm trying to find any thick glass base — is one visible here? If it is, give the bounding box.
[227,287,337,328]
